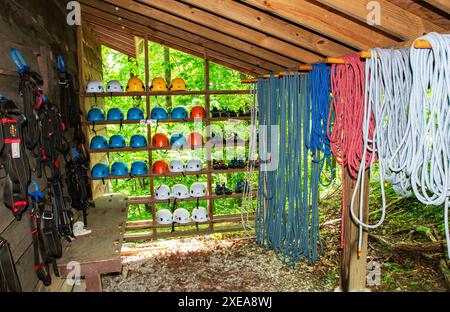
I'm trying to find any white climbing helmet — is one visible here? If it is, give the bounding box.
[155,184,171,200]
[169,159,185,173]
[186,158,203,172]
[86,80,104,93]
[156,209,173,225]
[171,184,190,199]
[106,80,123,92]
[173,208,191,224]
[192,207,208,223]
[190,182,207,197]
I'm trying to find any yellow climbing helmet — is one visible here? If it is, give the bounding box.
[150,77,168,92]
[126,76,145,92]
[170,78,186,92]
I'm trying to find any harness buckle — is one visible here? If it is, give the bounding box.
[42,211,54,220]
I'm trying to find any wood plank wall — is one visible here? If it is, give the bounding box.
[0,0,82,291]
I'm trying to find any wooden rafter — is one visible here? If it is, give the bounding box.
[129,0,324,64]
[80,0,283,72]
[241,0,399,50]
[182,0,354,57]
[424,0,450,14]
[82,13,259,76]
[102,0,300,68]
[315,0,445,41]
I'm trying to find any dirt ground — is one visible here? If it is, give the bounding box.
[103,186,449,292]
[103,234,333,292]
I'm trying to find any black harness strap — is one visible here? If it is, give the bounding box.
[0,236,22,292]
[27,202,52,286]
[0,100,31,220]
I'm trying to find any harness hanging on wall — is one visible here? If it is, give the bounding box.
[0,98,31,220]
[256,71,321,265]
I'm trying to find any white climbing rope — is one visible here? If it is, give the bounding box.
[350,32,450,258]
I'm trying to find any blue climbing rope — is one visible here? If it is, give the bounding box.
[256,70,324,265]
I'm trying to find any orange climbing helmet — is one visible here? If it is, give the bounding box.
[150,77,168,92]
[126,76,145,92]
[152,160,169,175]
[190,106,207,119]
[188,132,204,148]
[170,78,186,92]
[152,133,170,148]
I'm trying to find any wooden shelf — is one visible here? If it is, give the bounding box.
[126,213,256,231]
[128,191,257,205]
[87,142,251,154]
[89,167,255,180]
[81,90,252,98]
[81,116,251,126]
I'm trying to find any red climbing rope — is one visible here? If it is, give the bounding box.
[327,54,375,248]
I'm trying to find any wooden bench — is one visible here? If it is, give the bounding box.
[57,193,128,292]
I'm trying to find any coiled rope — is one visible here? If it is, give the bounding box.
[328,55,373,249]
[256,71,320,265]
[406,33,449,257]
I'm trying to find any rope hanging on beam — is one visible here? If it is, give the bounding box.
[328,55,373,250]
[256,70,322,265]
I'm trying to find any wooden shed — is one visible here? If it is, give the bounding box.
[0,0,449,294]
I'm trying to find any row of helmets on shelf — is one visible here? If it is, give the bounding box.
[89,132,204,150]
[91,158,204,178]
[155,182,207,200]
[86,105,206,122]
[85,76,186,93]
[156,207,209,225]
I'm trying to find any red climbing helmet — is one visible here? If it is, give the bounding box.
[188,132,204,148]
[152,160,169,175]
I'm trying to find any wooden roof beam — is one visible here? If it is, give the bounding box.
[101,0,300,68]
[314,0,445,41]
[181,0,354,57]
[241,0,398,50]
[82,13,263,75]
[127,0,324,64]
[423,0,450,14]
[80,0,283,72]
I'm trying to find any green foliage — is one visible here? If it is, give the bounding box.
[101,44,255,221]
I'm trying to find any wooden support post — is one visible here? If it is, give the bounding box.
[143,37,157,240]
[204,51,214,232]
[340,168,370,291]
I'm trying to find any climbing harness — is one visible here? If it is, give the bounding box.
[11,48,43,151]
[27,178,52,286]
[0,98,31,220]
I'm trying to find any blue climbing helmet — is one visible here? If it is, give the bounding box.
[127,107,145,120]
[91,163,110,179]
[151,107,169,120]
[170,133,187,148]
[130,134,147,148]
[109,134,126,149]
[111,162,129,176]
[87,108,105,122]
[107,108,124,121]
[90,135,108,150]
[171,106,188,119]
[130,161,148,175]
